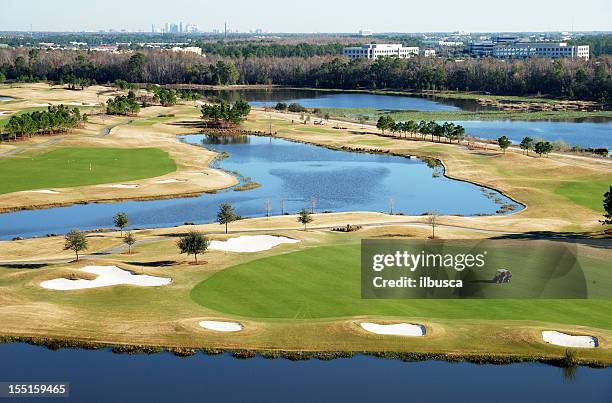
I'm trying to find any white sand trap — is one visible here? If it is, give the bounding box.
[209,235,300,253]
[189,172,208,176]
[0,111,12,116]
[542,331,598,348]
[107,184,139,189]
[27,189,60,194]
[154,179,187,184]
[40,265,171,290]
[361,322,426,337]
[199,320,243,332]
[32,103,52,107]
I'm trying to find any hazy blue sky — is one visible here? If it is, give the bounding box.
[1,0,610,33]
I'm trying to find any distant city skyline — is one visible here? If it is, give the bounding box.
[1,0,611,33]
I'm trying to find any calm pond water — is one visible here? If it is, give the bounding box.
[453,120,612,149]
[0,343,610,402]
[203,88,464,111]
[0,135,519,240]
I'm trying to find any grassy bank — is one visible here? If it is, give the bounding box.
[0,147,176,194]
[319,108,612,122]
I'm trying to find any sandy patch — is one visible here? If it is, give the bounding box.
[107,184,140,189]
[0,111,12,116]
[40,265,171,290]
[199,320,243,332]
[188,172,208,176]
[26,189,60,194]
[209,235,300,253]
[154,178,188,184]
[361,322,426,337]
[542,331,598,348]
[31,103,52,107]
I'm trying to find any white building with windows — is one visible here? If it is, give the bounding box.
[343,44,420,60]
[492,43,590,60]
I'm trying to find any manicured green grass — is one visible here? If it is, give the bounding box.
[555,180,610,212]
[295,126,336,134]
[129,116,173,126]
[0,147,176,194]
[191,243,612,329]
[354,139,392,146]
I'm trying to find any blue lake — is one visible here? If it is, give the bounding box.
[0,343,610,402]
[204,88,463,111]
[453,120,612,149]
[0,135,519,240]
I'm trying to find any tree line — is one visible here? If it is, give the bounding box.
[1,48,610,101]
[377,117,466,142]
[197,41,351,58]
[3,105,85,141]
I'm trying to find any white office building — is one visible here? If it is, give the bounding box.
[420,48,436,57]
[343,44,420,60]
[492,43,590,60]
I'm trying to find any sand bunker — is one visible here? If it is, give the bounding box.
[107,184,139,189]
[27,189,60,194]
[199,320,243,332]
[209,235,300,253]
[0,111,12,116]
[360,322,426,337]
[40,265,171,290]
[189,172,208,176]
[542,331,598,348]
[154,179,187,184]
[31,103,52,107]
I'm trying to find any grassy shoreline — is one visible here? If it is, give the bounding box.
[1,335,607,367]
[284,86,598,105]
[319,107,612,122]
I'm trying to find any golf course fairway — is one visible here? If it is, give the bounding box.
[0,147,176,194]
[191,243,612,329]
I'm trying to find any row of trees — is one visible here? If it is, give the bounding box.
[517,136,554,156]
[200,100,251,126]
[106,91,140,115]
[373,116,558,157]
[64,204,315,263]
[3,105,84,141]
[1,48,610,101]
[377,117,466,143]
[373,115,558,157]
